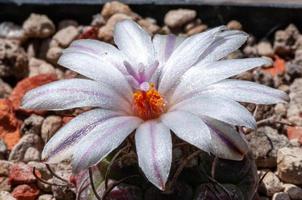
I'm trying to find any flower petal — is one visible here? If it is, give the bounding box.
[42,109,122,163]
[161,111,211,152]
[201,79,289,104]
[202,117,249,160]
[114,20,155,68]
[21,79,130,113]
[67,39,127,73]
[170,95,256,129]
[196,30,248,64]
[152,34,185,65]
[171,58,272,103]
[158,26,226,96]
[72,116,142,174]
[135,120,172,190]
[58,49,132,102]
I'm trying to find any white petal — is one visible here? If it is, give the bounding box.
[21,79,130,113]
[72,116,142,173]
[58,50,132,102]
[201,79,289,104]
[197,30,248,64]
[42,109,122,163]
[171,95,256,129]
[67,39,127,73]
[114,20,155,68]
[152,34,185,65]
[202,117,249,160]
[158,26,226,96]
[172,58,272,103]
[161,111,211,152]
[135,120,172,190]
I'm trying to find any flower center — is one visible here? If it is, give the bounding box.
[132,83,166,120]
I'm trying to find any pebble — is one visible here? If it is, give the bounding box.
[246,126,290,168]
[21,114,44,136]
[98,13,132,42]
[283,184,302,200]
[23,147,41,162]
[287,78,302,126]
[258,171,283,196]
[187,24,208,36]
[91,14,105,26]
[11,184,40,200]
[52,26,79,48]
[41,116,62,143]
[38,194,55,200]
[0,177,11,192]
[0,79,12,98]
[164,9,197,28]
[101,1,134,20]
[0,139,7,159]
[257,41,274,57]
[23,13,55,38]
[227,20,242,30]
[9,134,43,161]
[9,163,38,185]
[0,39,29,78]
[0,191,16,200]
[0,160,12,176]
[277,147,302,184]
[272,192,291,200]
[46,46,63,64]
[28,57,57,77]
[138,18,160,34]
[0,22,26,42]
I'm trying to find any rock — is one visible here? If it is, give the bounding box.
[227,20,242,30]
[52,26,79,48]
[138,18,160,35]
[283,184,302,200]
[38,194,55,200]
[246,126,290,168]
[23,14,55,38]
[0,79,12,98]
[187,25,208,36]
[101,1,134,20]
[243,45,258,56]
[258,171,283,196]
[23,147,41,162]
[91,14,105,26]
[46,46,63,64]
[0,177,11,192]
[28,57,57,77]
[277,147,302,184]
[58,20,78,30]
[272,192,291,200]
[0,139,7,159]
[27,162,52,192]
[257,41,274,57]
[287,78,302,126]
[287,126,302,144]
[286,62,302,79]
[0,22,26,42]
[0,160,12,176]
[98,13,132,42]
[41,116,62,143]
[0,191,16,200]
[164,9,197,29]
[12,184,40,200]
[0,39,29,79]
[274,24,300,56]
[21,114,44,136]
[274,103,287,118]
[9,134,43,161]
[9,163,38,185]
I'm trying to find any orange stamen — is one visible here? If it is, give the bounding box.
[133,83,166,120]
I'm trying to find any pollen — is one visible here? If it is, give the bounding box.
[133,83,166,120]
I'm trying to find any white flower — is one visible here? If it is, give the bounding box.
[22,20,288,190]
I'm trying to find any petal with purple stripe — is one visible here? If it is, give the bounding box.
[135,120,172,190]
[42,109,122,163]
[161,111,211,153]
[72,116,142,174]
[21,79,131,113]
[202,117,249,160]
